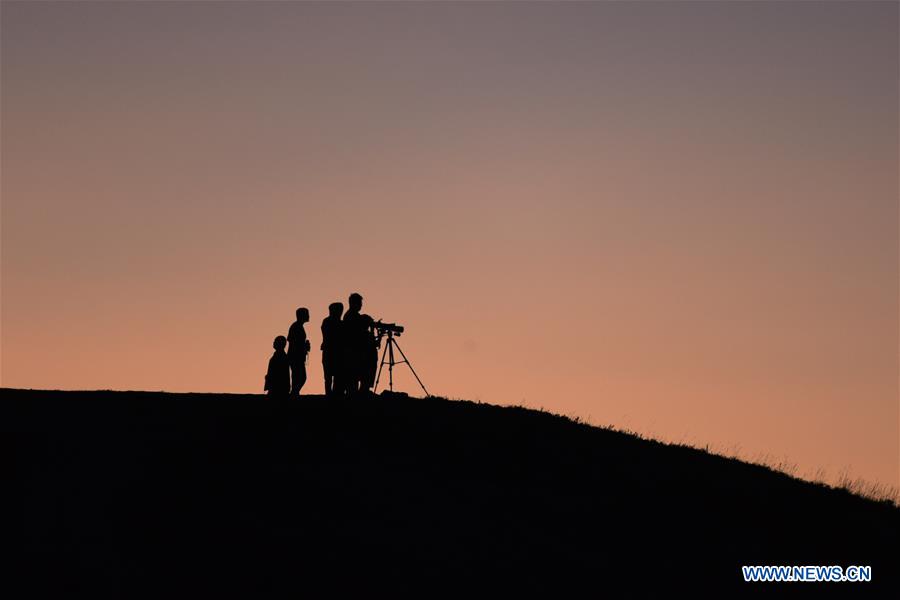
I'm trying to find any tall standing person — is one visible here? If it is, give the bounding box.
[342,294,363,396]
[321,302,345,398]
[342,293,376,398]
[287,307,311,397]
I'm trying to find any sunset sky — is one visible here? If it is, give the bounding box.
[2,1,897,489]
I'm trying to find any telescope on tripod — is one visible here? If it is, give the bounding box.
[372,320,430,397]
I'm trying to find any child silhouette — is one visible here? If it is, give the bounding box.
[264,335,290,396]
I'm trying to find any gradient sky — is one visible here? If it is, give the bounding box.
[2,1,897,489]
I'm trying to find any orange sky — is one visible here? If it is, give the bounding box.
[2,1,897,488]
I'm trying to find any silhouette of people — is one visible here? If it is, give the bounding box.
[264,335,290,396]
[287,307,311,397]
[261,292,429,398]
[321,302,345,398]
[342,292,377,398]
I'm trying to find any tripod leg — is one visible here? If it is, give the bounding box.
[388,338,396,392]
[391,339,430,397]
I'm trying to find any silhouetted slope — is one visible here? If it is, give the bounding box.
[5,389,898,597]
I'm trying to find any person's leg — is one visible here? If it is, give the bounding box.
[323,357,332,397]
[331,361,343,399]
[334,357,346,398]
[290,359,302,396]
[345,362,358,399]
[295,362,307,395]
[366,346,378,393]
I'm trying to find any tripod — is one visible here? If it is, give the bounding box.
[374,330,430,396]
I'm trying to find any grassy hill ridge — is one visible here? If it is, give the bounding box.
[5,388,898,597]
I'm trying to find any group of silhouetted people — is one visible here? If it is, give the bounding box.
[264,292,379,399]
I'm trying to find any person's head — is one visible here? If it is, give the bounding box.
[348,292,363,312]
[328,302,343,318]
[273,335,287,351]
[296,307,309,323]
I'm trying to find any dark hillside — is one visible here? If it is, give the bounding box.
[5,389,898,597]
